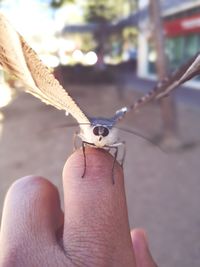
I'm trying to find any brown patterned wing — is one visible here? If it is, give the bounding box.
[128,52,200,113]
[0,13,90,125]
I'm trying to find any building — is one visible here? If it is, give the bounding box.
[137,0,200,88]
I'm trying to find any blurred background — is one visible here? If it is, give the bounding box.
[0,0,200,266]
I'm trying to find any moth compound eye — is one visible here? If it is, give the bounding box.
[93,126,100,136]
[93,126,109,137]
[102,127,109,137]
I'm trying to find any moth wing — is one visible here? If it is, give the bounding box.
[0,13,90,125]
[129,53,200,112]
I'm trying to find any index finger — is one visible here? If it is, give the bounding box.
[62,147,135,267]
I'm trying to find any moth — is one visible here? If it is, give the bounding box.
[0,13,200,183]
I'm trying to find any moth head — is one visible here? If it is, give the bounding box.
[79,118,118,147]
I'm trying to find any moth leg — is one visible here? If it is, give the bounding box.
[104,145,118,184]
[108,142,126,166]
[106,142,126,184]
[81,141,87,178]
[111,146,118,185]
[120,141,126,168]
[81,141,95,178]
[73,131,79,152]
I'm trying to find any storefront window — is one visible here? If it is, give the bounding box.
[148,33,200,78]
[165,36,185,70]
[184,34,199,60]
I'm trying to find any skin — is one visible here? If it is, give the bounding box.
[0,147,158,267]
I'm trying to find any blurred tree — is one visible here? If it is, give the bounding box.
[83,0,137,23]
[129,0,138,12]
[82,0,137,69]
[50,0,75,9]
[49,0,137,22]
[149,0,179,146]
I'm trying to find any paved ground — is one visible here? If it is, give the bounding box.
[0,77,200,267]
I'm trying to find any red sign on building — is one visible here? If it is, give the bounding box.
[164,14,200,37]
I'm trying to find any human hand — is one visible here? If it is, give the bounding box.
[0,147,157,267]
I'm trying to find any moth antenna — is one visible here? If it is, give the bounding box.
[55,122,91,128]
[112,107,128,123]
[114,126,165,153]
[39,122,91,135]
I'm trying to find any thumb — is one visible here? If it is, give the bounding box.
[131,229,158,267]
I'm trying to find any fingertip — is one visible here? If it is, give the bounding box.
[131,228,148,246]
[1,175,63,245]
[6,176,61,219]
[7,175,58,199]
[0,176,65,265]
[131,228,152,256]
[131,229,158,267]
[63,147,123,185]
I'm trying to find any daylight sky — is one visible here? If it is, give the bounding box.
[0,0,83,38]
